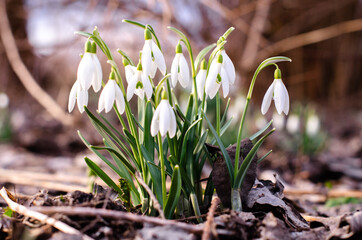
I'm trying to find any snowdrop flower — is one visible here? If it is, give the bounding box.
[196,59,207,100]
[205,54,231,99]
[220,49,235,85]
[261,68,289,115]
[122,57,137,83]
[68,80,88,113]
[98,71,125,114]
[171,43,190,88]
[286,114,300,134]
[306,114,320,136]
[142,29,166,78]
[77,41,103,92]
[151,99,176,138]
[127,63,153,101]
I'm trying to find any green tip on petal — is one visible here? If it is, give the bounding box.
[144,28,152,40]
[200,59,207,70]
[136,81,143,89]
[85,40,92,53]
[274,68,282,79]
[122,57,130,66]
[137,63,142,71]
[175,43,182,54]
[91,42,97,54]
[109,71,116,80]
[161,89,167,100]
[217,54,223,64]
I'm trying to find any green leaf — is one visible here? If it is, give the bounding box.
[203,112,234,185]
[84,157,124,196]
[193,130,208,155]
[258,149,272,164]
[250,120,273,141]
[194,43,216,70]
[117,49,135,66]
[123,128,137,150]
[203,176,214,207]
[234,129,275,189]
[210,117,233,145]
[144,101,154,160]
[3,207,13,217]
[164,165,182,219]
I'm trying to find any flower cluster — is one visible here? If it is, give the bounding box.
[69,23,292,217]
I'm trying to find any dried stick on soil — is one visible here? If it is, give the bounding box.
[0,0,73,126]
[202,197,221,240]
[0,187,94,240]
[135,172,165,219]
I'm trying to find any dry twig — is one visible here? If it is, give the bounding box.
[0,187,93,240]
[0,0,73,126]
[202,197,221,240]
[135,172,165,219]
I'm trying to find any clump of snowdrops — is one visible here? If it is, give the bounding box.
[68,20,291,219]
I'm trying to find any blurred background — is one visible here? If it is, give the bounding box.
[0,0,361,194]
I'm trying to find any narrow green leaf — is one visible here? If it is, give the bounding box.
[203,176,214,207]
[193,130,208,155]
[203,112,234,185]
[250,120,273,141]
[123,128,137,150]
[84,157,124,196]
[144,101,154,160]
[194,43,216,71]
[164,166,182,219]
[210,117,233,145]
[258,149,272,164]
[234,129,275,189]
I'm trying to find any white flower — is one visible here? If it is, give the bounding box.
[196,59,207,100]
[77,41,103,92]
[171,44,190,88]
[220,50,235,85]
[261,78,289,115]
[151,99,176,138]
[125,65,137,83]
[98,78,125,114]
[142,29,166,78]
[306,114,320,136]
[286,114,299,134]
[127,65,153,101]
[205,54,231,99]
[68,80,88,113]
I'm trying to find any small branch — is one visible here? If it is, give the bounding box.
[0,187,93,240]
[202,197,221,240]
[0,0,74,126]
[284,188,362,199]
[135,172,165,219]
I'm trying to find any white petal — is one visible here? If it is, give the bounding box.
[179,54,190,88]
[115,84,125,114]
[281,81,289,115]
[77,53,94,90]
[150,61,158,78]
[159,101,170,136]
[142,40,152,77]
[91,54,103,92]
[205,61,221,99]
[171,54,180,87]
[68,81,79,112]
[104,80,116,113]
[127,74,138,101]
[261,81,275,115]
[77,89,88,113]
[151,41,166,75]
[125,65,136,83]
[168,104,177,138]
[142,74,153,100]
[98,88,105,112]
[273,79,285,115]
[220,67,229,98]
[151,103,162,136]
[221,50,235,85]
[196,70,207,100]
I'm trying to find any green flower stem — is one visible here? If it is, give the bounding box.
[157,133,167,207]
[216,92,221,136]
[234,56,291,180]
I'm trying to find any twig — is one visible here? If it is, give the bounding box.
[241,0,272,69]
[135,172,165,219]
[284,188,362,198]
[202,197,221,240]
[252,18,362,69]
[0,0,74,126]
[0,187,93,240]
